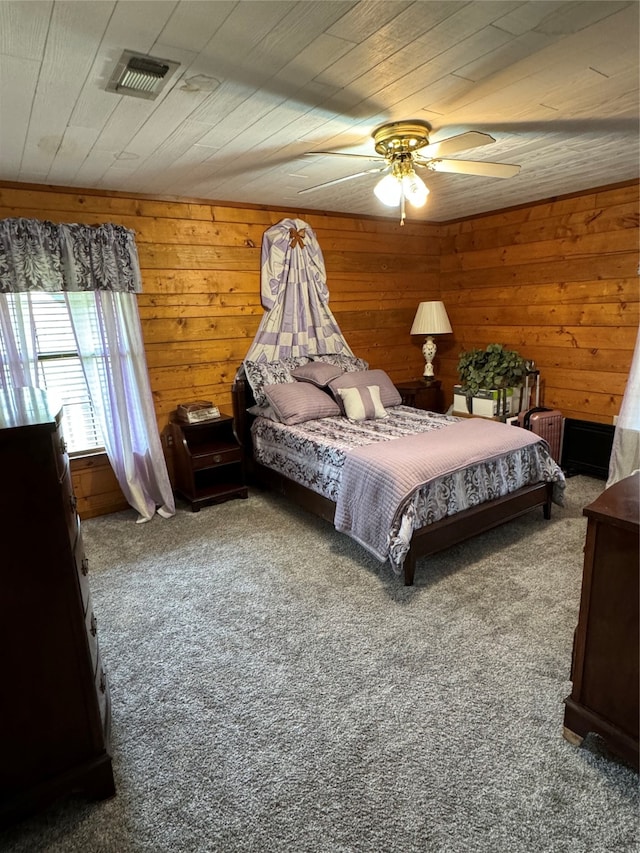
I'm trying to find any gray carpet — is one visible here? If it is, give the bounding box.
[1,476,638,853]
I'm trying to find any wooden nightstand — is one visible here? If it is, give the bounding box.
[170,413,248,511]
[395,379,444,413]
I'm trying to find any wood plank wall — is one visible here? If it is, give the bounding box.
[0,179,637,517]
[0,183,437,516]
[439,182,639,422]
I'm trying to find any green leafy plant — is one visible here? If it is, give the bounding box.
[457,343,527,404]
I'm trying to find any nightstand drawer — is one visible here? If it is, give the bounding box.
[191,444,242,470]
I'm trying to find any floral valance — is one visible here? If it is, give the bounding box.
[0,218,142,293]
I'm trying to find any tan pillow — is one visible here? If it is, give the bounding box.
[338,385,387,421]
[328,369,402,409]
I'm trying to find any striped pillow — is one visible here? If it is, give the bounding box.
[263,382,340,425]
[337,385,387,421]
[328,369,402,409]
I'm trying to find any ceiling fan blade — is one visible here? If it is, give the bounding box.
[304,151,385,162]
[428,159,521,178]
[298,166,388,195]
[418,131,495,159]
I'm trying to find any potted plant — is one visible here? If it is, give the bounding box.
[456,344,527,417]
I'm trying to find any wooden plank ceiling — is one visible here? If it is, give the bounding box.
[0,0,637,222]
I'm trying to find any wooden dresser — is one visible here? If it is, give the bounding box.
[563,472,639,769]
[0,388,115,826]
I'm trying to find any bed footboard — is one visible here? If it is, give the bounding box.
[402,481,553,585]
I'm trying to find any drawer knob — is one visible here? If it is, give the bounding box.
[213,453,222,463]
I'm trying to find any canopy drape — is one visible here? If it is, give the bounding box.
[0,217,174,523]
[245,218,354,363]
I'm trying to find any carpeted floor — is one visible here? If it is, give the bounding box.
[1,475,638,853]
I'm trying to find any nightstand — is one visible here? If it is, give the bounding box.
[395,379,444,413]
[170,413,248,511]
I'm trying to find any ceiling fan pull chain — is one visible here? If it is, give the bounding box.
[400,193,406,226]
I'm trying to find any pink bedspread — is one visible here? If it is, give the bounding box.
[334,418,543,561]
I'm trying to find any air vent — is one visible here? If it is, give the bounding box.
[106,50,179,100]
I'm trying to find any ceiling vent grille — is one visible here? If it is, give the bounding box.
[106,50,179,100]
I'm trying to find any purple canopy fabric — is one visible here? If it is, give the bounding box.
[245,218,354,363]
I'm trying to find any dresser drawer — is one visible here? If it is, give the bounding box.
[191,445,242,470]
[61,467,79,546]
[74,535,91,615]
[95,656,110,732]
[85,598,99,675]
[66,497,80,551]
[52,424,69,483]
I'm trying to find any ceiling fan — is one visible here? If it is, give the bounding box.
[299,120,521,223]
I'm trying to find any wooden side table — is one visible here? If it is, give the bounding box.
[395,379,444,413]
[170,413,248,511]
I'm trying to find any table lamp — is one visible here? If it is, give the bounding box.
[410,301,453,380]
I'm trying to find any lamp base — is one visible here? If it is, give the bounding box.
[422,336,437,379]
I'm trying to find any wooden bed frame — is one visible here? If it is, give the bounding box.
[232,369,554,586]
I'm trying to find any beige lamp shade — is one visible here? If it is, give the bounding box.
[410,301,453,335]
[410,301,452,379]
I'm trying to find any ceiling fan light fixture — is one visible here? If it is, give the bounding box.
[374,160,429,211]
[299,120,518,223]
[374,173,402,206]
[402,172,429,207]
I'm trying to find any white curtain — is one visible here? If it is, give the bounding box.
[66,291,175,522]
[0,218,175,522]
[607,325,640,487]
[0,292,39,391]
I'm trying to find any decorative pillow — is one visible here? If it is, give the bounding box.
[328,369,402,409]
[291,361,344,387]
[311,353,369,372]
[338,385,387,422]
[243,358,309,407]
[246,404,279,421]
[263,382,341,425]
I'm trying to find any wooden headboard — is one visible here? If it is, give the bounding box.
[231,366,256,456]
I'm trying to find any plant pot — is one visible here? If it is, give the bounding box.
[453,386,520,418]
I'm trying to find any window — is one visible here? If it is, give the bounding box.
[2,293,104,455]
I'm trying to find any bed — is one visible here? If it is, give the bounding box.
[232,358,565,586]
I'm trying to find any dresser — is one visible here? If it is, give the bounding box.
[0,388,115,826]
[563,472,639,769]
